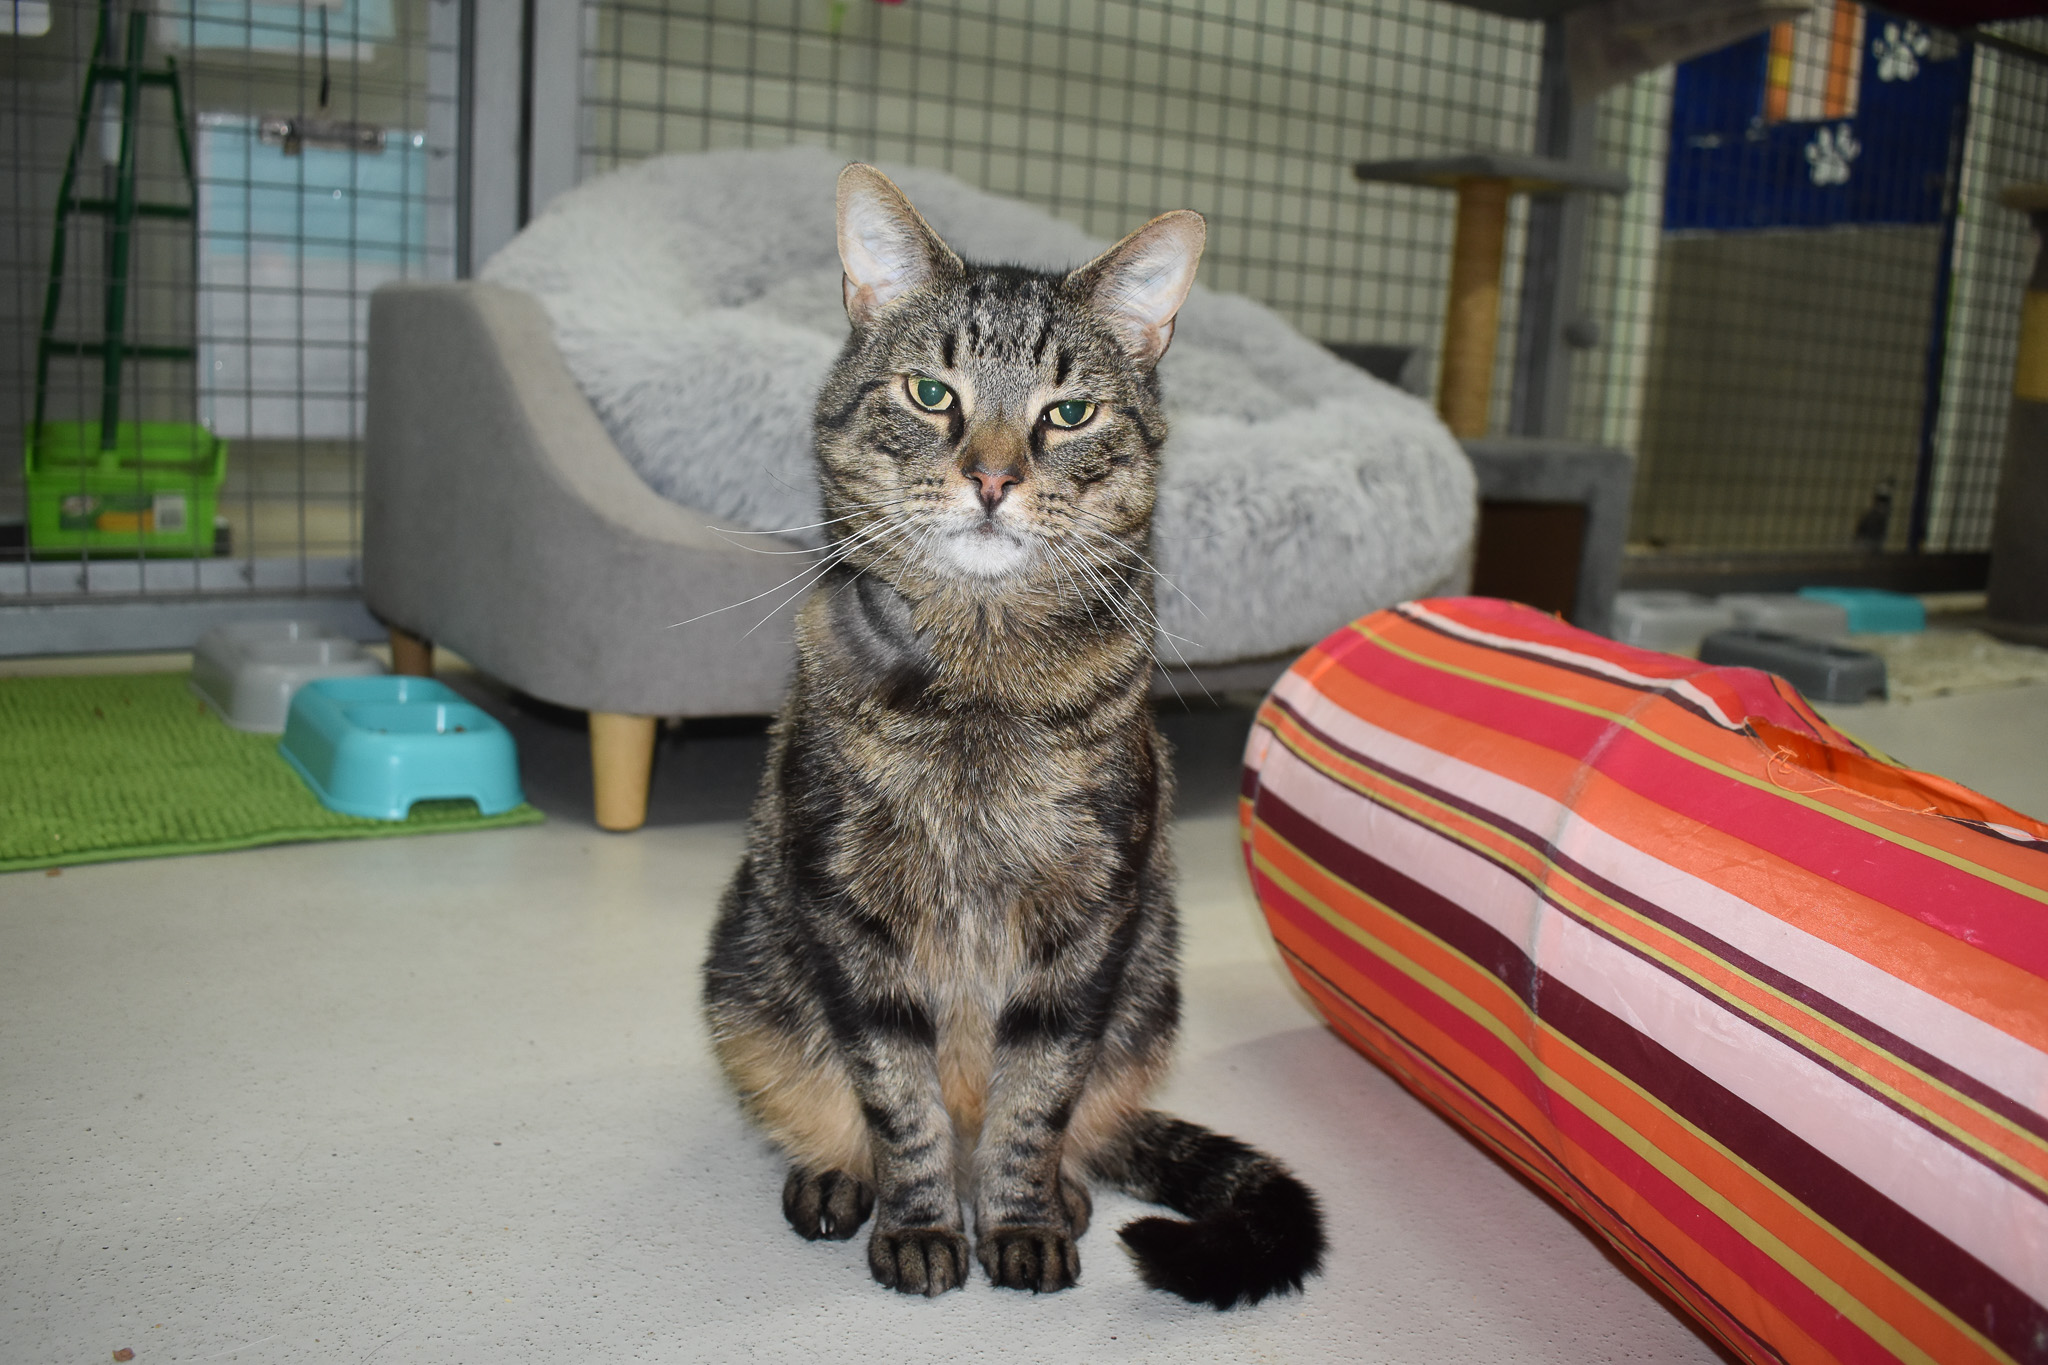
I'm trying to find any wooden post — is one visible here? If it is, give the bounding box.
[1439,177,1513,439]
[1358,154,1626,440]
[589,711,657,832]
[388,626,434,677]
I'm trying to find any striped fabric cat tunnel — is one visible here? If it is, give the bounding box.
[1241,597,2048,1365]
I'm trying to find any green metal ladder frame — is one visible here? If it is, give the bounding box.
[34,7,198,451]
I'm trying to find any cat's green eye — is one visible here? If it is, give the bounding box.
[909,376,955,412]
[1045,399,1097,430]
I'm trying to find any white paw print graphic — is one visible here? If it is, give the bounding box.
[1874,21,1931,82]
[1806,123,1860,186]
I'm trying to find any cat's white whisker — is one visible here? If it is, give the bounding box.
[1064,516,1207,620]
[1049,540,1189,698]
[1150,632,1213,706]
[1064,512,1197,598]
[668,568,839,628]
[709,536,848,557]
[707,498,913,551]
[844,518,941,600]
[737,513,928,638]
[1043,544,1100,633]
[1064,540,1188,645]
[672,511,912,628]
[1054,539,1212,706]
[716,505,917,552]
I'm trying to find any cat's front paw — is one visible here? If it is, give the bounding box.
[976,1225,1080,1293]
[868,1226,970,1296]
[782,1166,874,1241]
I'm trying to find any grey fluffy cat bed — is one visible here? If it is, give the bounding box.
[483,145,1474,666]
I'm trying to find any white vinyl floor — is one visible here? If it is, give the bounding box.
[5,675,2043,1365]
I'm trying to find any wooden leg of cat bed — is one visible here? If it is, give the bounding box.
[589,712,657,832]
[388,626,435,677]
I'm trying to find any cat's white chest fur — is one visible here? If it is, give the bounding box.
[940,523,1036,578]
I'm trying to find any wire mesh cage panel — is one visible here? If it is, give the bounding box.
[8,0,2040,652]
[1923,26,2048,554]
[580,0,1549,422]
[0,0,455,619]
[1614,10,2048,562]
[578,0,2048,578]
[1567,67,1673,460]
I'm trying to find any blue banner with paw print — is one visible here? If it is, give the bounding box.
[1663,7,1969,233]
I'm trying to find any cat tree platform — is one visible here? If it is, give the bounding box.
[1354,153,1627,439]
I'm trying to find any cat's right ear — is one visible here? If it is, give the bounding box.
[1067,209,1206,368]
[837,164,962,329]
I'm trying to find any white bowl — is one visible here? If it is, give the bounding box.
[190,620,385,733]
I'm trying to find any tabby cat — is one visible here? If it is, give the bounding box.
[701,163,1325,1307]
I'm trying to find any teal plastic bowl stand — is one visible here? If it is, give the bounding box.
[279,676,526,820]
[1797,587,1927,634]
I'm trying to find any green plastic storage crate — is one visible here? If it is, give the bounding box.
[25,421,227,556]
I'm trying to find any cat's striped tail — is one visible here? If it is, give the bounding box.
[1097,1109,1326,1309]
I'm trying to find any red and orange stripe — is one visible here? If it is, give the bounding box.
[1242,598,2048,1365]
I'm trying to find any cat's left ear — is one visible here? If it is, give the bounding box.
[837,163,963,329]
[1067,210,1206,367]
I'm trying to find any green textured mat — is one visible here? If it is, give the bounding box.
[0,672,543,872]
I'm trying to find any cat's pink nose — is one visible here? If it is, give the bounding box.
[968,467,1020,508]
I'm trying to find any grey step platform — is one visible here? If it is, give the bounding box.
[1463,437,1634,638]
[1699,629,1888,704]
